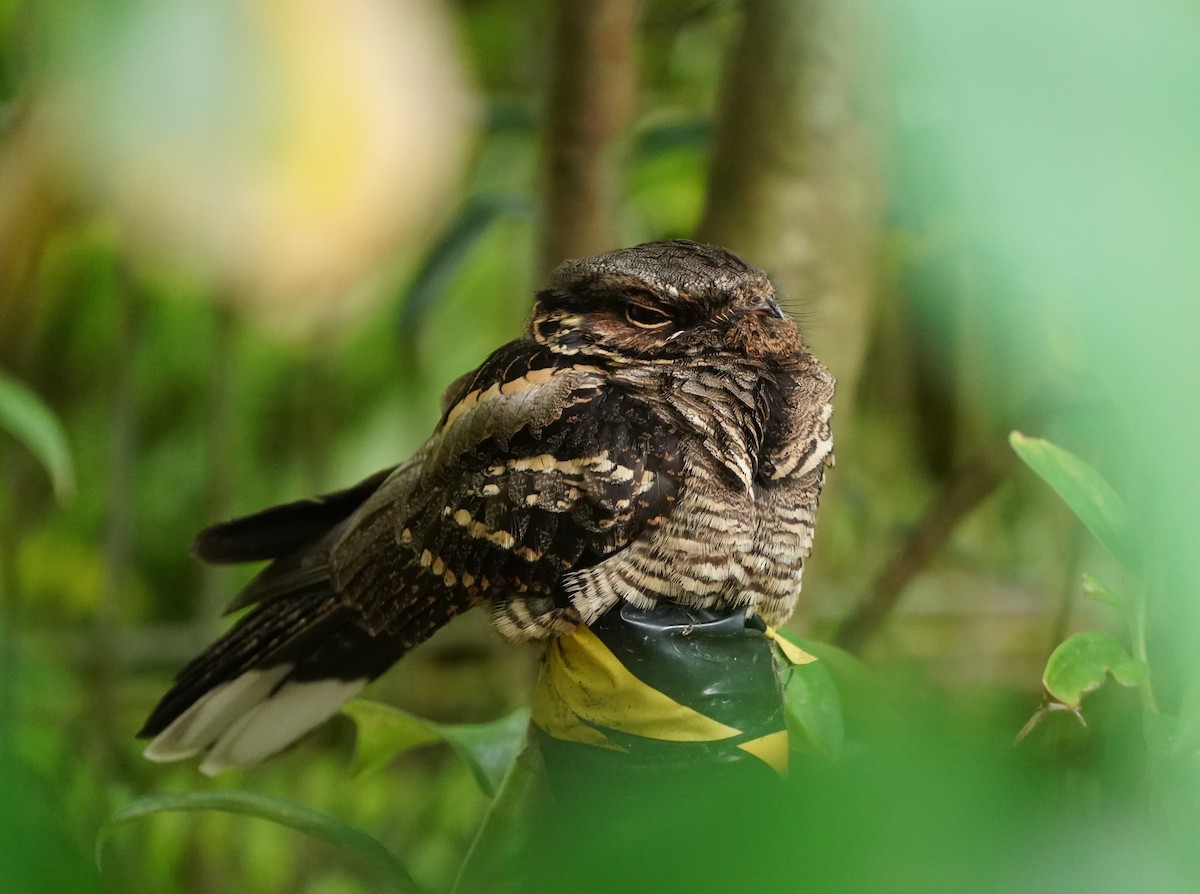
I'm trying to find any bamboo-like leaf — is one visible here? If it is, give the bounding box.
[397,194,530,350]
[1043,631,1148,709]
[1009,432,1138,571]
[344,700,529,797]
[0,371,75,503]
[97,791,422,893]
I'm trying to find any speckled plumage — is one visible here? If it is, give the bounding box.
[140,239,834,772]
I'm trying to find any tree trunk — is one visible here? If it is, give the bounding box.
[538,0,638,277]
[697,0,883,433]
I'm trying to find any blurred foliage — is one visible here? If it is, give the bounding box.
[97,791,422,893]
[0,0,1198,892]
[343,701,528,796]
[0,368,73,500]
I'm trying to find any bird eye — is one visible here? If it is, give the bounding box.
[625,303,672,328]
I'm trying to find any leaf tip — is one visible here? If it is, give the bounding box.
[94,824,111,873]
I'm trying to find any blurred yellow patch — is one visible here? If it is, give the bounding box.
[50,0,475,340]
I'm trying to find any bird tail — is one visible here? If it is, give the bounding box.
[140,474,398,775]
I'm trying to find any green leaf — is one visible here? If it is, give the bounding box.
[397,194,529,350]
[784,635,876,693]
[451,749,542,894]
[1009,432,1138,571]
[782,658,844,758]
[778,631,902,742]
[0,371,75,503]
[344,701,529,797]
[97,791,422,893]
[1043,631,1148,709]
[434,709,530,797]
[774,629,844,756]
[342,700,441,778]
[1080,571,1131,618]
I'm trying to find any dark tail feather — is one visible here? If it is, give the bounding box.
[222,553,337,616]
[142,466,403,773]
[190,469,393,564]
[140,584,404,775]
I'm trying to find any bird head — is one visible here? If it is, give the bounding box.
[529,240,804,363]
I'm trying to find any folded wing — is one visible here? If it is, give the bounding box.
[140,341,682,773]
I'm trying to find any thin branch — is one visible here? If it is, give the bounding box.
[833,441,1015,653]
[538,0,637,277]
[451,747,541,894]
[1047,510,1084,655]
[1133,575,1161,714]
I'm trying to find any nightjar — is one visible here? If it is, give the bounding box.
[140,239,835,774]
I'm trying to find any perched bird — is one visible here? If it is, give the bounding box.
[140,239,835,774]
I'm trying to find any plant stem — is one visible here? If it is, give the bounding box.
[451,747,540,894]
[539,0,637,276]
[834,440,1013,652]
[100,792,425,894]
[1132,580,1160,714]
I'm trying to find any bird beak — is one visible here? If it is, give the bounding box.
[747,296,786,320]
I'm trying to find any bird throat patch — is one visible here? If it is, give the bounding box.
[531,603,812,775]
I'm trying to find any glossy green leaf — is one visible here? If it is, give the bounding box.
[0,371,75,503]
[1043,631,1148,709]
[782,658,844,758]
[1010,432,1138,571]
[97,791,421,893]
[785,634,877,694]
[344,700,529,797]
[780,631,901,742]
[775,629,845,756]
